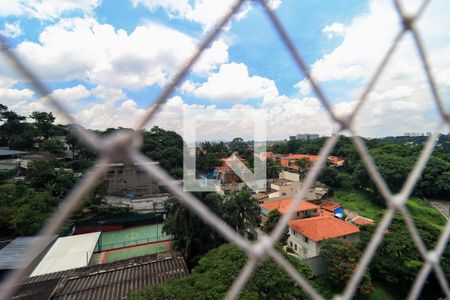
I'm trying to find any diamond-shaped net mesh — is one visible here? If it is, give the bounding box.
[0,0,449,299]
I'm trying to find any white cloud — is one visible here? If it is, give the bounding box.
[0,0,101,19]
[182,62,278,102]
[50,85,91,102]
[294,79,312,96]
[322,22,345,39]
[0,22,22,38]
[10,18,229,89]
[132,0,282,32]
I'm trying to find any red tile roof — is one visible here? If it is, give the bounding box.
[220,156,245,163]
[288,216,360,241]
[214,165,231,171]
[320,201,341,212]
[283,154,320,161]
[260,199,319,214]
[351,216,374,226]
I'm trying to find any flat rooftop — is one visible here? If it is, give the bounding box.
[30,232,101,277]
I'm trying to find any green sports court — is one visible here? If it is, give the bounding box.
[95,224,172,251]
[102,240,172,263]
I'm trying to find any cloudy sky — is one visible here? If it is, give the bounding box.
[0,0,449,140]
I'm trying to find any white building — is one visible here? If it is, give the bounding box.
[288,216,360,259]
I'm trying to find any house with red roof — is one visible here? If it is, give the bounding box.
[350,216,374,227]
[287,216,360,258]
[279,154,345,170]
[213,156,245,185]
[259,198,320,222]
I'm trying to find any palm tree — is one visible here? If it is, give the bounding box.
[223,190,260,238]
[267,158,282,179]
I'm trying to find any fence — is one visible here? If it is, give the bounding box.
[0,0,449,299]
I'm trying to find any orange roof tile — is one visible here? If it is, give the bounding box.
[214,165,231,171]
[260,199,319,214]
[288,216,360,241]
[283,154,320,161]
[320,201,341,212]
[351,216,374,226]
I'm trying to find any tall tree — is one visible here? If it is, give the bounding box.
[320,239,373,295]
[163,193,225,266]
[222,190,259,238]
[30,111,55,138]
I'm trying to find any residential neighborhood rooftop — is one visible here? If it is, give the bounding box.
[288,216,360,241]
[351,216,375,226]
[320,201,342,212]
[260,199,319,214]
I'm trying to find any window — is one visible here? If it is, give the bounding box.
[296,212,300,217]
[290,241,292,247]
[294,244,297,251]
[282,192,286,196]
[304,236,308,243]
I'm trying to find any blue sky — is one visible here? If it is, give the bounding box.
[0,0,448,139]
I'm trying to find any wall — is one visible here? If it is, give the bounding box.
[104,162,160,197]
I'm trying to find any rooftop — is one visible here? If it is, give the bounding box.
[320,201,342,212]
[0,149,28,157]
[15,253,188,300]
[260,199,319,214]
[288,216,360,241]
[0,237,54,270]
[31,232,101,277]
[351,216,375,226]
[282,154,319,161]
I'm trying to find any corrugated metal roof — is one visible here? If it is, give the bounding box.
[0,150,28,157]
[0,238,43,270]
[53,256,188,300]
[18,254,188,300]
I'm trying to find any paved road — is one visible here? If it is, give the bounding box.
[430,200,450,219]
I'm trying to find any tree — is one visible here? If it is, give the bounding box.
[163,193,225,266]
[30,111,55,138]
[129,243,313,300]
[320,239,373,295]
[0,107,26,146]
[8,189,53,235]
[222,190,259,237]
[229,137,248,155]
[262,209,288,243]
[26,160,56,189]
[266,158,281,179]
[40,139,65,155]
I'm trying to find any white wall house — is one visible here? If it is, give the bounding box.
[288,216,360,259]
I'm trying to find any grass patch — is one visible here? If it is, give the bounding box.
[407,198,446,230]
[362,283,395,300]
[334,189,384,221]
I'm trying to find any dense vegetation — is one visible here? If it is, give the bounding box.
[0,106,186,238]
[163,190,258,267]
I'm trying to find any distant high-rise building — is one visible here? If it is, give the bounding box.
[289,136,296,141]
[291,133,320,141]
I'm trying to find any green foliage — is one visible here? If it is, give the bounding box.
[141,126,184,179]
[266,158,281,179]
[222,190,259,237]
[8,189,53,235]
[334,189,383,221]
[163,193,225,266]
[128,243,313,300]
[30,111,55,138]
[26,160,56,188]
[262,209,288,243]
[40,138,65,155]
[320,239,373,295]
